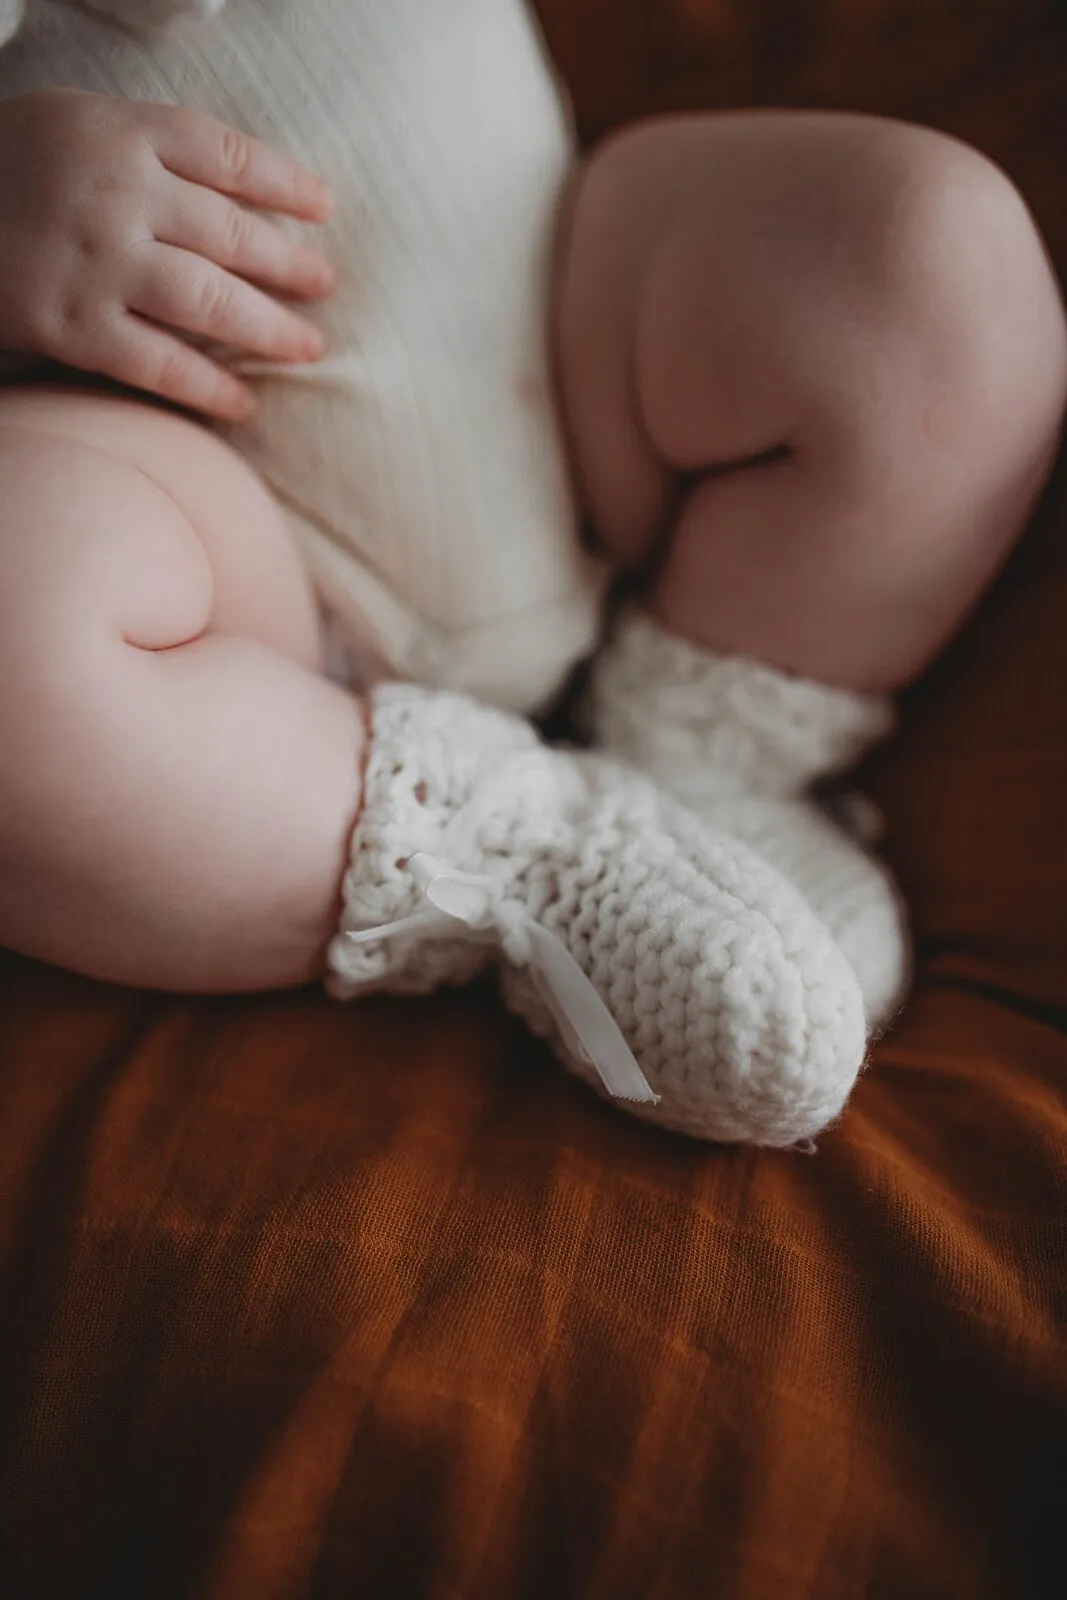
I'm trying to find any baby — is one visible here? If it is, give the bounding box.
[0,0,1064,1145]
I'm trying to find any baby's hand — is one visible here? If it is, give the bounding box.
[0,89,335,418]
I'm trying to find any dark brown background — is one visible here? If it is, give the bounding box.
[2,2,1066,1596]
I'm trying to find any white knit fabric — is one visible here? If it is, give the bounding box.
[587,610,910,1028]
[0,0,603,710]
[328,683,870,1147]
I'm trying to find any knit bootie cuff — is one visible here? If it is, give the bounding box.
[588,609,894,804]
[327,684,542,989]
[326,683,660,1106]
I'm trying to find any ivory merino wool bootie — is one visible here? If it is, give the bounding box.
[0,0,602,711]
[587,611,911,1032]
[327,685,871,1147]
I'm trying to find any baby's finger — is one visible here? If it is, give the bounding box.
[159,178,334,300]
[98,316,256,420]
[146,103,333,221]
[131,245,325,363]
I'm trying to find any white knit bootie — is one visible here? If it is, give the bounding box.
[327,684,870,1147]
[587,611,910,1031]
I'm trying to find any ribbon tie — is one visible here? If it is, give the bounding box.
[345,853,658,1106]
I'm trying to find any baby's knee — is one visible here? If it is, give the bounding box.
[621,117,1066,688]
[858,123,1067,455]
[626,113,1066,477]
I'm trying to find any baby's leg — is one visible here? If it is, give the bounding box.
[558,111,1067,1035]
[557,111,1067,692]
[0,393,875,1143]
[0,391,364,992]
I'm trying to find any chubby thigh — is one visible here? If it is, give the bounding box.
[0,388,364,992]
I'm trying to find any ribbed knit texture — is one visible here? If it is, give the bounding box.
[328,682,870,1147]
[0,0,603,710]
[588,610,910,1027]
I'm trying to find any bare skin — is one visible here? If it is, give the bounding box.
[0,99,1064,990]
[556,112,1067,690]
[0,389,365,991]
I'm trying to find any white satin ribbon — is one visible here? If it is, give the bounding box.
[345,852,659,1106]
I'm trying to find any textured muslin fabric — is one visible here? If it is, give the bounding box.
[0,0,603,711]
[2,1,1067,1597]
